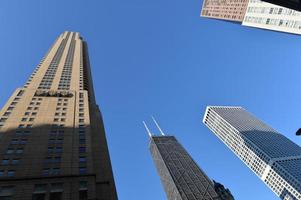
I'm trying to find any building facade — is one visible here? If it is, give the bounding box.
[213,181,234,200]
[201,0,249,22]
[0,32,118,200]
[242,0,301,35]
[150,135,223,200]
[203,106,301,200]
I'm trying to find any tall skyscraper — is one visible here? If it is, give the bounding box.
[242,0,301,35]
[203,106,301,200]
[0,31,117,200]
[201,0,301,35]
[144,119,232,200]
[201,0,249,22]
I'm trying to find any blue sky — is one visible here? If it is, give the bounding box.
[1,0,301,199]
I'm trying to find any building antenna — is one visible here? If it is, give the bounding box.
[143,121,152,137]
[152,116,165,136]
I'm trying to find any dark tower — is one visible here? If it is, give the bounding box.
[145,118,228,200]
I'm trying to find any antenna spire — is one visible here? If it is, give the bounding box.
[152,116,165,136]
[143,121,152,137]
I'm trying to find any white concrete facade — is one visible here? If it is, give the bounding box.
[242,0,301,35]
[203,106,301,200]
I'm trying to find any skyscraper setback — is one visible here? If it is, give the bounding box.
[0,32,117,200]
[203,106,301,200]
[145,120,233,200]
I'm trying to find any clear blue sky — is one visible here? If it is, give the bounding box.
[1,0,301,199]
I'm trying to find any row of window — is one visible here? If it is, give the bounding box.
[0,181,88,200]
[38,32,71,90]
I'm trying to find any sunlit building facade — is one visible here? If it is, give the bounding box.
[201,0,249,22]
[203,106,301,200]
[243,0,301,35]
[0,32,117,200]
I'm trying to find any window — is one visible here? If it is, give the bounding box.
[7,170,15,177]
[3,112,11,116]
[16,148,23,154]
[48,147,54,153]
[79,157,86,163]
[55,147,63,153]
[6,149,14,154]
[0,186,15,198]
[10,139,18,145]
[11,159,19,165]
[1,160,9,166]
[42,169,49,176]
[79,147,86,153]
[7,107,14,111]
[32,184,47,200]
[0,171,4,177]
[79,139,86,144]
[79,167,87,174]
[52,168,60,175]
[24,112,30,116]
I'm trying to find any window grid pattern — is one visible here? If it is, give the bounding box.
[150,136,221,200]
[242,0,301,34]
[58,33,76,90]
[38,32,71,90]
[203,106,301,200]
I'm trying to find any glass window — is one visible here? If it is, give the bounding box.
[0,171,4,177]
[52,168,60,175]
[16,148,23,154]
[79,157,86,163]
[1,159,9,166]
[11,159,19,165]
[0,186,15,198]
[79,147,86,153]
[42,169,49,176]
[79,167,87,174]
[6,149,14,154]
[7,170,15,177]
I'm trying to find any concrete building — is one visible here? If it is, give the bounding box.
[0,31,118,200]
[201,0,249,22]
[242,0,301,35]
[203,106,301,200]
[144,119,232,200]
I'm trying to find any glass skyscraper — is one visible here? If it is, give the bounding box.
[203,106,301,200]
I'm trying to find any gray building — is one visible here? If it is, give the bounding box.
[0,32,117,200]
[203,106,301,200]
[145,119,229,200]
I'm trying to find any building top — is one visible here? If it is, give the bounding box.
[205,106,301,159]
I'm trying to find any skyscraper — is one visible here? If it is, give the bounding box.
[242,0,301,35]
[200,0,301,35]
[201,0,249,22]
[203,106,301,200]
[144,120,231,200]
[0,31,118,200]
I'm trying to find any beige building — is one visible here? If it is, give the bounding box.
[242,0,301,35]
[201,0,249,22]
[0,32,118,200]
